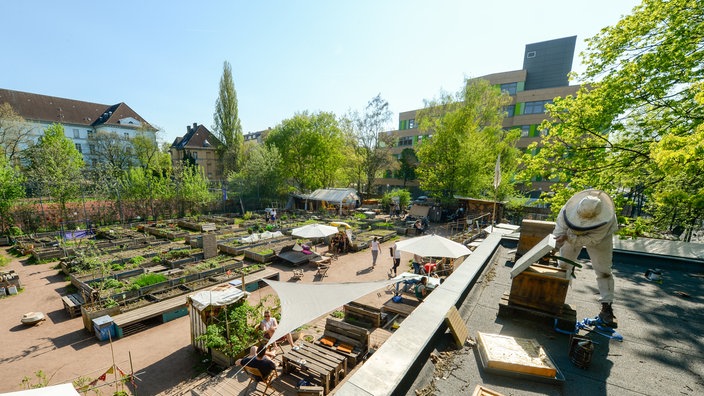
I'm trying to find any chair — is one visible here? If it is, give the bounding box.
[243,365,278,395]
[316,263,330,279]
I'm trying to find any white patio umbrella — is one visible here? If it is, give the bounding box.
[394,234,472,259]
[291,223,340,239]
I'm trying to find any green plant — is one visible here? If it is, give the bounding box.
[243,211,254,220]
[131,273,168,288]
[129,256,146,265]
[195,301,263,357]
[9,226,23,236]
[354,212,367,220]
[331,310,344,319]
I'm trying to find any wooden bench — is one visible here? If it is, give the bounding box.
[344,301,384,328]
[315,318,369,367]
[61,293,85,318]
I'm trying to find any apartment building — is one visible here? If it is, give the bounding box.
[170,123,224,182]
[0,88,157,169]
[379,36,580,195]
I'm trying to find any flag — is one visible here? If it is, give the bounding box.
[493,154,501,190]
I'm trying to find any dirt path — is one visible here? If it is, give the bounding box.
[0,234,410,395]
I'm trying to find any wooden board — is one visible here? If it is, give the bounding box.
[510,235,556,278]
[445,306,468,347]
[476,332,557,378]
[472,385,505,396]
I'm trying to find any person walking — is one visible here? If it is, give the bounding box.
[370,237,380,269]
[390,242,401,277]
[553,189,619,328]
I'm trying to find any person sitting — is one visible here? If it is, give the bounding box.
[236,346,277,381]
[260,310,294,346]
[394,277,421,295]
[414,277,429,301]
[414,220,423,235]
[422,260,437,276]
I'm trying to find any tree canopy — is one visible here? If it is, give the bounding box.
[519,0,704,239]
[0,155,25,234]
[213,61,244,176]
[23,123,85,219]
[265,111,345,192]
[347,94,396,196]
[416,78,518,203]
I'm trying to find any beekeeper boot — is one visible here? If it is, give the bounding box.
[598,303,618,328]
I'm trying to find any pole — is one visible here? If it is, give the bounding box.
[129,351,136,396]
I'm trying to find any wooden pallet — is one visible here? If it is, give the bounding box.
[61,293,85,318]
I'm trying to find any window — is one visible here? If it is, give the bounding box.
[500,82,518,95]
[504,105,515,117]
[519,125,530,138]
[526,51,536,59]
[75,143,82,153]
[124,132,129,138]
[408,119,416,129]
[523,100,552,115]
[398,136,413,146]
[88,144,95,154]
[87,130,94,137]
[73,129,80,138]
[192,152,198,160]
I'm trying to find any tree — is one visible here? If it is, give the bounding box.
[347,94,396,196]
[396,148,418,187]
[265,111,345,192]
[415,79,517,204]
[0,155,25,234]
[87,131,134,177]
[174,164,215,217]
[228,142,283,207]
[518,0,704,240]
[213,61,244,176]
[0,102,34,164]
[23,124,85,221]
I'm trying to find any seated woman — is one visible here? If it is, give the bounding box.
[260,310,294,346]
[414,277,430,301]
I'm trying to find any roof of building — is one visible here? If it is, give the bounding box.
[0,88,152,129]
[171,123,222,150]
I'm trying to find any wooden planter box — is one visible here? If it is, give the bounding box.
[508,264,569,314]
[244,250,275,263]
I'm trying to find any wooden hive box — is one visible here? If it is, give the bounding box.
[477,332,557,378]
[509,235,569,315]
[516,220,555,258]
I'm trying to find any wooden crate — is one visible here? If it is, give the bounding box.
[508,264,569,314]
[516,220,555,258]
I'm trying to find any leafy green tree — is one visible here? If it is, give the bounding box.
[213,61,244,176]
[23,123,85,220]
[0,102,34,164]
[228,141,283,207]
[174,165,215,217]
[416,79,517,204]
[0,155,25,234]
[396,148,418,187]
[265,111,345,192]
[347,94,396,196]
[519,0,704,240]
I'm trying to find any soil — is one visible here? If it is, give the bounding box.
[0,225,417,395]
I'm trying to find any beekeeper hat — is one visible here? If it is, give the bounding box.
[563,189,615,231]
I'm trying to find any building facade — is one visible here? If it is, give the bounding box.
[0,88,157,169]
[378,36,580,195]
[170,123,224,182]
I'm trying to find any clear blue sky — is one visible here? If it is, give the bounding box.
[2,1,640,145]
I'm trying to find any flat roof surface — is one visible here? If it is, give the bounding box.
[404,237,704,396]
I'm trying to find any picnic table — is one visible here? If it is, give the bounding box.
[282,341,347,394]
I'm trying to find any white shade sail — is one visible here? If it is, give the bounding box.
[394,234,472,259]
[291,223,340,239]
[263,279,398,348]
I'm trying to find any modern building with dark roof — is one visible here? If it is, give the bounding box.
[0,88,157,169]
[379,36,580,196]
[170,123,224,182]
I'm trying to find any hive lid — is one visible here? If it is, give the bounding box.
[510,234,556,278]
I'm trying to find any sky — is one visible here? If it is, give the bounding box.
[1,1,641,145]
